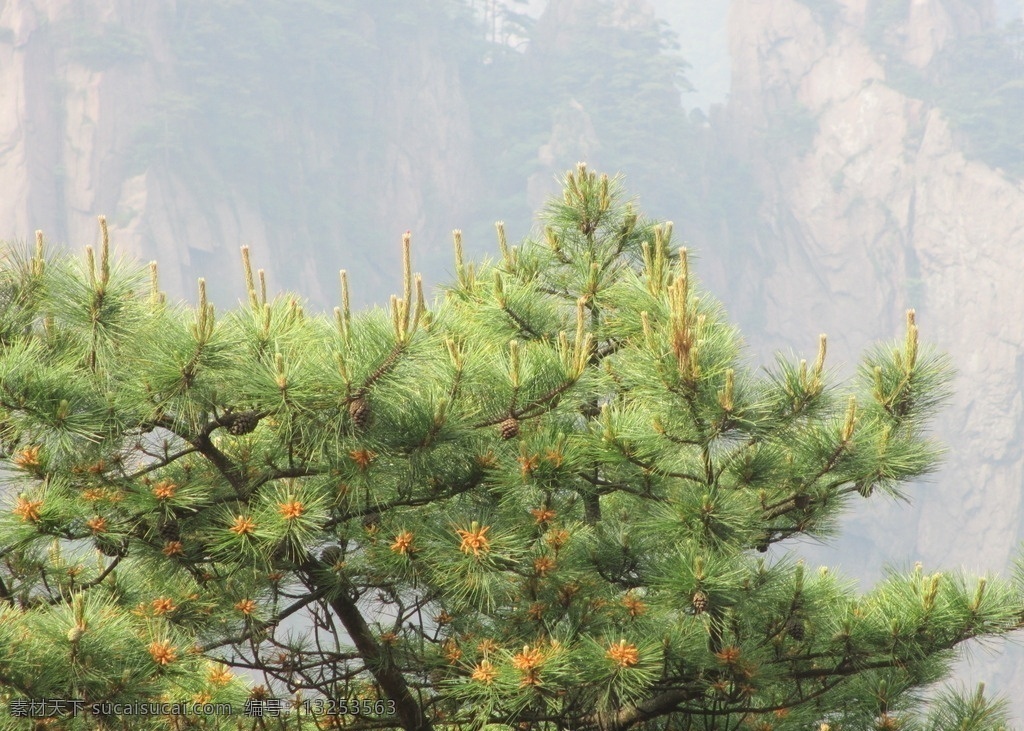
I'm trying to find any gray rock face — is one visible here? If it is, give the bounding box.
[0,1,479,309]
[725,0,1024,712]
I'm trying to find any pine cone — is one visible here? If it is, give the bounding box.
[499,417,519,440]
[787,618,805,641]
[320,546,343,567]
[223,409,261,435]
[158,519,180,543]
[691,590,709,615]
[349,397,371,430]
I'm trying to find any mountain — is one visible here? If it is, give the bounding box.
[0,1,482,309]
[3,0,1024,715]
[723,0,1024,709]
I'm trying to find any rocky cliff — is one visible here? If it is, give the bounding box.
[725,0,1024,707]
[0,0,480,309]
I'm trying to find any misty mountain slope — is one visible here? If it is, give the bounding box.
[1,1,484,308]
[2,0,744,310]
[724,0,1024,711]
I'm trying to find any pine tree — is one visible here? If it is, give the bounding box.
[1,169,1022,731]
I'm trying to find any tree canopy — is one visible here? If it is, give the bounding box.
[1,167,1021,730]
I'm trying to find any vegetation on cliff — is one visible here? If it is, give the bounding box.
[865,1,1024,177]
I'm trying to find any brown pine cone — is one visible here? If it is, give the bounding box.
[787,618,805,641]
[499,417,519,440]
[349,397,371,430]
[158,519,180,543]
[222,409,261,435]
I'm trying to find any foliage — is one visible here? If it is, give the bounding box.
[925,23,1024,177]
[461,0,700,236]
[863,2,1024,178]
[61,22,148,70]
[2,170,1021,731]
[863,0,911,52]
[455,0,764,266]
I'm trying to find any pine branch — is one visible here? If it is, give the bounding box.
[360,342,408,393]
[0,167,991,730]
[138,412,249,495]
[579,689,695,731]
[123,446,199,480]
[305,555,433,731]
[632,460,707,485]
[199,585,331,654]
[251,464,326,491]
[500,302,545,339]
[190,429,248,496]
[514,378,579,420]
[323,469,486,531]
